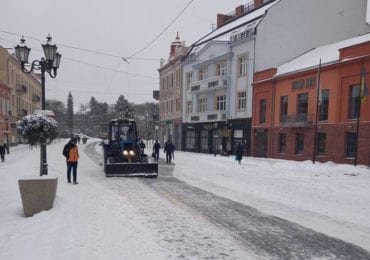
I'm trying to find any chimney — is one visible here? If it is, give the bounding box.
[235,5,244,17]
[217,14,227,28]
[254,0,263,9]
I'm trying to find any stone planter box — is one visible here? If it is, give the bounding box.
[18,176,58,217]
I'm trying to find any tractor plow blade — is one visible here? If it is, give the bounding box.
[105,162,158,177]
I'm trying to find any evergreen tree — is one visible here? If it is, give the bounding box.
[114,95,134,119]
[67,92,74,134]
[46,99,67,136]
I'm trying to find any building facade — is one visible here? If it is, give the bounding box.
[158,34,189,149]
[255,0,370,71]
[181,0,277,155]
[252,34,370,165]
[0,46,42,144]
[0,80,11,146]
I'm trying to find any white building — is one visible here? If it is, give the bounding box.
[181,0,370,155]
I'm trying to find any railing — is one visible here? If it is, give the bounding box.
[16,84,27,94]
[187,111,226,122]
[32,95,41,102]
[190,76,228,93]
[281,113,313,128]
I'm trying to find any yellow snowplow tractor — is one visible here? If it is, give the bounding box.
[102,118,158,177]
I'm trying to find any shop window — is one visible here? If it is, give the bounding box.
[345,132,357,158]
[295,133,304,155]
[278,133,286,154]
[316,132,326,155]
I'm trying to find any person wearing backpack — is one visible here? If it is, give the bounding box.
[63,137,80,184]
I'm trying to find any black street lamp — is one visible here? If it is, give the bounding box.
[15,34,61,176]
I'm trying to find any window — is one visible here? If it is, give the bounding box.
[316,132,326,156]
[216,62,226,76]
[200,130,208,150]
[238,56,247,76]
[259,99,266,124]
[297,93,308,120]
[278,133,286,154]
[345,132,357,158]
[187,101,192,114]
[175,98,180,112]
[295,133,304,155]
[280,96,288,123]
[199,67,208,80]
[186,72,193,88]
[319,90,329,121]
[198,97,207,112]
[216,95,226,111]
[348,85,360,119]
[237,91,246,110]
[185,129,196,149]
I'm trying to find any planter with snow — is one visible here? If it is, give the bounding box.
[18,176,58,217]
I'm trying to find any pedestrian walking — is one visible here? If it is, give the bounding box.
[153,140,161,162]
[63,137,79,184]
[0,142,9,162]
[235,142,244,165]
[164,140,175,164]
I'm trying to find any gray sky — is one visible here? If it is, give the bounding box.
[1,0,245,108]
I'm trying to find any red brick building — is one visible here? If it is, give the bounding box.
[252,34,370,166]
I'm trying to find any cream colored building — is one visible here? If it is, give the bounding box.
[0,46,42,144]
[157,33,189,149]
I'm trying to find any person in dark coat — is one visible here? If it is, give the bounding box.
[164,140,175,164]
[63,138,80,184]
[153,140,161,162]
[139,140,146,155]
[0,142,9,162]
[235,142,244,164]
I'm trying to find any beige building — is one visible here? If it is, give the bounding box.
[157,33,189,149]
[0,46,42,144]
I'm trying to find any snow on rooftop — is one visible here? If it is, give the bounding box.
[276,33,370,76]
[190,1,279,52]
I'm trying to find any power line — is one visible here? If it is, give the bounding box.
[128,0,195,58]
[0,29,160,61]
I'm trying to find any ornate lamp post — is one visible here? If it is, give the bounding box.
[15,35,61,176]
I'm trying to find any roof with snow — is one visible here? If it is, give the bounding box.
[189,1,279,55]
[276,33,370,77]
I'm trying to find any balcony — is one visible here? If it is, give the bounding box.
[190,76,228,94]
[16,84,27,94]
[187,110,227,123]
[17,109,28,117]
[280,113,313,128]
[32,95,41,103]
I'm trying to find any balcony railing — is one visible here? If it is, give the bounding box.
[16,84,27,94]
[190,76,228,93]
[32,95,41,102]
[281,113,313,128]
[187,110,227,123]
[17,109,28,117]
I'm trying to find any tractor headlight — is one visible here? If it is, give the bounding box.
[123,150,129,156]
[129,150,135,156]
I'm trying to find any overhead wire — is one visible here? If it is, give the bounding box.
[127,0,195,58]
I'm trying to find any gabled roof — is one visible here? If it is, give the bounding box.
[186,1,279,59]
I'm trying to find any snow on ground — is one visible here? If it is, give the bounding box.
[171,150,370,252]
[0,139,370,259]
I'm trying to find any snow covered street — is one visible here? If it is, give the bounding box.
[0,139,370,259]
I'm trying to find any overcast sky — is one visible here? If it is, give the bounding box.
[0,0,246,108]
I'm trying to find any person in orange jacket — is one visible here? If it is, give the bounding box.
[63,137,80,184]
